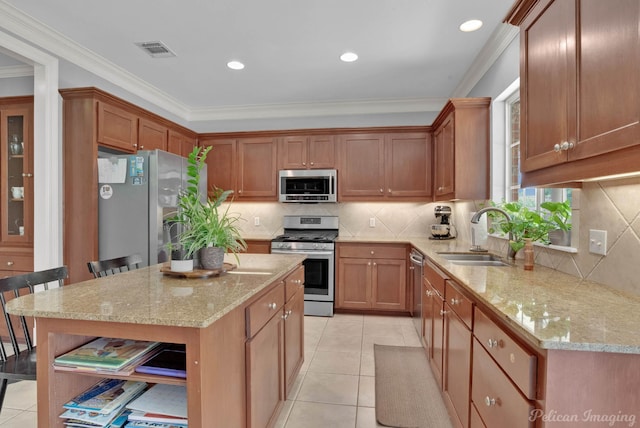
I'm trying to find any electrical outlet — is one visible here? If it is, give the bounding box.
[369,217,376,228]
[589,229,607,255]
[254,217,260,226]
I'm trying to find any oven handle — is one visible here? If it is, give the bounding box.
[271,249,334,256]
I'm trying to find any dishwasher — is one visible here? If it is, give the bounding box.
[409,248,424,338]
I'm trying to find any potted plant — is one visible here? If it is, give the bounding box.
[486,201,554,256]
[540,200,572,246]
[172,146,247,270]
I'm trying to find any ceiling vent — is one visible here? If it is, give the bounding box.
[135,41,176,58]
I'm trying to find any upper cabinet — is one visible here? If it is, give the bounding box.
[279,135,336,169]
[431,98,490,201]
[167,129,197,157]
[138,118,168,151]
[201,136,278,201]
[97,102,138,152]
[339,131,431,201]
[0,99,34,248]
[507,0,640,186]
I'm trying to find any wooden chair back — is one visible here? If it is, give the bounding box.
[87,253,143,278]
[0,266,68,410]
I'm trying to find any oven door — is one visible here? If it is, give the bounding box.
[271,249,334,302]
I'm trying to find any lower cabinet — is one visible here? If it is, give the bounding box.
[246,265,305,428]
[244,239,272,254]
[336,243,408,311]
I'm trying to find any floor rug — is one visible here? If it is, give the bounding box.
[374,344,452,428]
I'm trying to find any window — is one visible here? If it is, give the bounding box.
[504,90,572,212]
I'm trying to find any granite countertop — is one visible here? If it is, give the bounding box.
[6,253,305,329]
[398,237,640,355]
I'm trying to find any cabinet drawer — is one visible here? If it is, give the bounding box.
[445,280,472,329]
[339,244,406,259]
[246,282,285,338]
[472,338,534,428]
[424,259,447,297]
[474,308,537,400]
[284,266,304,302]
[0,254,33,272]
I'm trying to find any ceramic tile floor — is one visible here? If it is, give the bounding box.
[0,313,424,428]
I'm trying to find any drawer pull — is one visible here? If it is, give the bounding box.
[282,309,292,320]
[487,339,498,348]
[450,298,461,305]
[6,261,14,266]
[484,396,497,407]
[425,290,433,297]
[268,302,277,310]
[440,309,448,316]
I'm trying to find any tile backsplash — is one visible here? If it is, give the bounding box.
[230,175,640,296]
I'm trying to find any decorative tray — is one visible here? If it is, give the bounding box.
[160,262,237,278]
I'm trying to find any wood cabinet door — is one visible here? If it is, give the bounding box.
[244,239,271,254]
[339,134,385,199]
[433,114,455,199]
[237,137,277,200]
[201,139,237,195]
[97,102,138,152]
[336,257,371,309]
[571,0,640,161]
[138,118,167,151]
[371,258,407,311]
[421,279,434,355]
[308,135,336,169]
[167,129,196,157]
[279,136,308,169]
[246,311,285,428]
[444,307,472,428]
[284,288,304,398]
[385,133,431,199]
[430,292,445,389]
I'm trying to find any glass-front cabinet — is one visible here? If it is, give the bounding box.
[1,101,33,246]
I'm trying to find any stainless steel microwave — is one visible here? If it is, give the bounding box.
[278,169,337,203]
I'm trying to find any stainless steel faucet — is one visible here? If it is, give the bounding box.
[471,207,516,259]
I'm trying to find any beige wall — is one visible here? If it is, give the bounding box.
[231,175,640,296]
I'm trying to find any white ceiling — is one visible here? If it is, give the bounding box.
[0,0,516,127]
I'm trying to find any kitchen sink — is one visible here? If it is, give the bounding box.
[436,252,512,267]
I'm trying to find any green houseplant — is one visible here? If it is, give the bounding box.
[486,201,554,255]
[171,145,246,270]
[540,200,572,246]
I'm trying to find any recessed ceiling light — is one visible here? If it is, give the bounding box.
[227,61,245,70]
[459,19,483,32]
[340,52,358,63]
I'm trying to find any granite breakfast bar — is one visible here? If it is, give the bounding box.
[6,253,306,428]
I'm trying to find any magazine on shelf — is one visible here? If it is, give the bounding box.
[60,405,131,428]
[63,409,131,427]
[63,379,148,415]
[125,420,187,428]
[127,410,188,425]
[54,337,161,371]
[126,384,187,419]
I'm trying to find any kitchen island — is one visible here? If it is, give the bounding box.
[6,253,306,428]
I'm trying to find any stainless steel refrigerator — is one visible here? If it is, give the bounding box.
[97,149,207,267]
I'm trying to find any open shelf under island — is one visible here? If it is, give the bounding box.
[6,253,306,428]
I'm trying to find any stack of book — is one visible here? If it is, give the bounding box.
[59,379,147,427]
[125,384,188,427]
[54,337,162,375]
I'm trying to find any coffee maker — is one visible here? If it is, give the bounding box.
[430,205,454,240]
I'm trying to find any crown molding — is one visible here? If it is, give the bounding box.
[0,64,33,78]
[452,23,519,97]
[188,97,448,121]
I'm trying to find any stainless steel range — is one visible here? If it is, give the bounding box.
[271,215,338,317]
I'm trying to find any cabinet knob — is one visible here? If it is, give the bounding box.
[438,186,443,191]
[484,396,497,407]
[302,162,306,166]
[133,144,138,148]
[268,302,277,310]
[368,262,371,266]
[450,298,461,305]
[553,141,574,152]
[440,309,447,316]
[379,188,384,193]
[370,251,374,255]
[6,261,14,266]
[22,173,33,177]
[388,188,391,193]
[487,339,498,348]
[409,266,415,270]
[373,262,377,266]
[310,162,314,166]
[426,290,433,297]
[238,189,242,194]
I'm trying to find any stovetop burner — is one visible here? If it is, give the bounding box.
[272,230,338,243]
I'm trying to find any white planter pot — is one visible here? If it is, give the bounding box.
[170,259,194,272]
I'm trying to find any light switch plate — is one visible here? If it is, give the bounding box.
[369,217,376,228]
[589,229,607,255]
